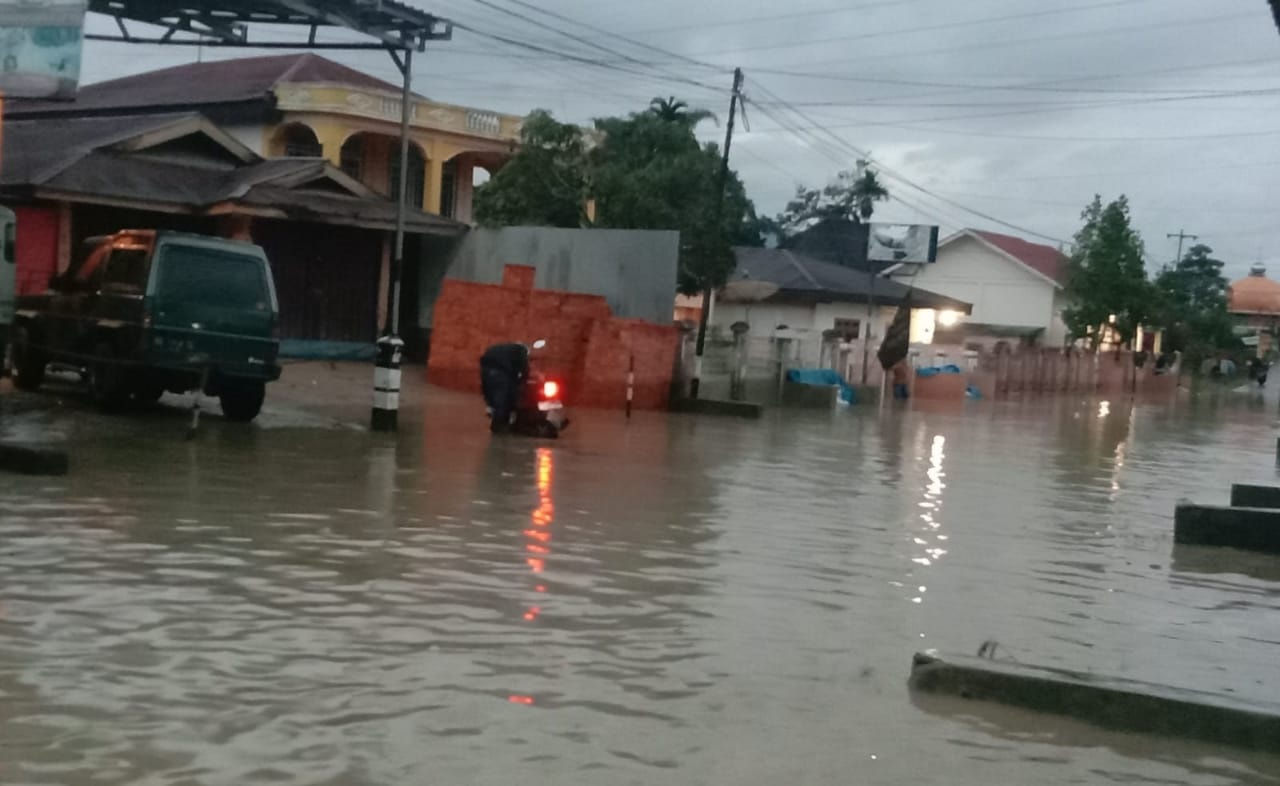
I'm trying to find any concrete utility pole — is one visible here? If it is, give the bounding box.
[690,66,744,400]
[371,46,415,432]
[1167,229,1198,264]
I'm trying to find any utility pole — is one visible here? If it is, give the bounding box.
[690,66,744,400]
[1167,229,1198,265]
[371,45,415,432]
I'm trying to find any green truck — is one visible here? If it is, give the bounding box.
[12,230,281,421]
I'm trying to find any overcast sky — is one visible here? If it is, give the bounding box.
[81,0,1280,278]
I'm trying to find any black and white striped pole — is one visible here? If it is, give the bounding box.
[372,45,414,433]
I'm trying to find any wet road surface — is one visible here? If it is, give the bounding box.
[2,375,1280,784]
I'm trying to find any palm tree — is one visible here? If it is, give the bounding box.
[648,96,715,128]
[851,168,889,222]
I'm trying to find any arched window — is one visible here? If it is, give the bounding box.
[280,124,321,157]
[339,135,366,182]
[389,144,426,209]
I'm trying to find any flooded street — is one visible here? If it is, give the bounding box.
[2,376,1280,784]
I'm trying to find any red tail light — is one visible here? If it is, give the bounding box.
[542,380,560,400]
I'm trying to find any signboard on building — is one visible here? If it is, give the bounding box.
[867,223,939,264]
[0,0,87,99]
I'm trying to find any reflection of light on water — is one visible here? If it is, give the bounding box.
[512,449,556,707]
[1099,400,1111,418]
[910,436,949,605]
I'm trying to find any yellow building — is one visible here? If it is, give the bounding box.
[22,53,522,222]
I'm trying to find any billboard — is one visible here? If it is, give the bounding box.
[0,0,87,99]
[867,223,939,264]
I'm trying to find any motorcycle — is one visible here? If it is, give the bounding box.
[484,339,569,439]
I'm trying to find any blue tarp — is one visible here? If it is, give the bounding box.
[279,339,378,362]
[786,368,857,405]
[916,364,962,378]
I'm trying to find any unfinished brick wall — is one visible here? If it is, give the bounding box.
[427,264,679,410]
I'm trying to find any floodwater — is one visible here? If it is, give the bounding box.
[2,382,1280,785]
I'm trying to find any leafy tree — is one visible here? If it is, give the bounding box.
[1062,195,1152,349]
[473,110,589,228]
[475,102,762,296]
[775,167,890,241]
[1153,244,1238,358]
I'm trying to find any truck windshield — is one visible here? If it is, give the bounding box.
[156,245,269,310]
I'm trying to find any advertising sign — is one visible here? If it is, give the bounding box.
[867,223,939,264]
[0,0,87,99]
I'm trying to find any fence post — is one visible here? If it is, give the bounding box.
[730,321,750,401]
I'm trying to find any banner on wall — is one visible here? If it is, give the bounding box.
[0,0,87,99]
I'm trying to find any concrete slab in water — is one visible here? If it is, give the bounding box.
[1175,503,1280,554]
[0,442,68,475]
[669,398,763,419]
[909,651,1280,752]
[1230,483,1280,509]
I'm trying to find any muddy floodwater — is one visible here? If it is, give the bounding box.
[2,382,1280,784]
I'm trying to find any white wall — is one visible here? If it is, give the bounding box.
[906,234,1058,332]
[712,301,896,340]
[224,123,265,155]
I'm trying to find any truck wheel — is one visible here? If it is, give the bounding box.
[90,340,129,410]
[11,326,46,391]
[220,381,265,422]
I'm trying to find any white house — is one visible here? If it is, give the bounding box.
[710,247,971,363]
[890,229,1069,347]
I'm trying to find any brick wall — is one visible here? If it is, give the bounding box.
[428,264,679,410]
[13,206,59,295]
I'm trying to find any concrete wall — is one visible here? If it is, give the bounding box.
[443,227,680,325]
[908,234,1059,333]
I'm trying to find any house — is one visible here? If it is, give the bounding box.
[10,53,524,223]
[0,111,463,355]
[890,229,1068,348]
[1228,264,1280,356]
[712,246,970,356]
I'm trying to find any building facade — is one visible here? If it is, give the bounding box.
[11,53,523,223]
[892,229,1068,348]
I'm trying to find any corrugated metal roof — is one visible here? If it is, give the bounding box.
[10,53,409,118]
[969,229,1067,285]
[732,246,971,312]
[1,112,465,236]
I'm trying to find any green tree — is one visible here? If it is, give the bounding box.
[1062,195,1152,349]
[473,110,589,228]
[475,103,761,296]
[1153,243,1238,358]
[648,96,715,128]
[775,166,890,240]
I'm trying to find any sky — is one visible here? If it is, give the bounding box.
[79,0,1280,279]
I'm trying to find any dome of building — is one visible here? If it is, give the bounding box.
[1228,265,1280,315]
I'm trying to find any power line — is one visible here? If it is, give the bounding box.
[626,0,923,37]
[746,78,1071,243]
[691,0,1151,59]
[730,10,1258,69]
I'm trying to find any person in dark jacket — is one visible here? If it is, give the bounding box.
[480,342,530,432]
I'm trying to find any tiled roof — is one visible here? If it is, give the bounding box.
[970,229,1067,284]
[732,246,971,312]
[10,53,405,117]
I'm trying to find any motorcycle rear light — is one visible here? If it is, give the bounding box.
[542,380,560,400]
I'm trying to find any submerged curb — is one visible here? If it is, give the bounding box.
[0,442,69,475]
[1229,483,1280,509]
[669,398,763,418]
[909,652,1280,752]
[1174,503,1280,554]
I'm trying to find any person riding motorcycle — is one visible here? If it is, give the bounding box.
[479,342,530,432]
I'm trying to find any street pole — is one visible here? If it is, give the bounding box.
[1166,229,1198,265]
[371,45,414,432]
[690,66,743,400]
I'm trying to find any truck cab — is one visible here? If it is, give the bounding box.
[12,230,281,421]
